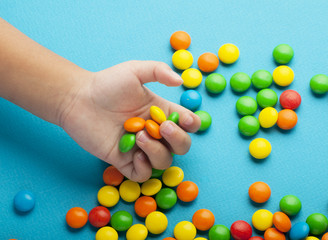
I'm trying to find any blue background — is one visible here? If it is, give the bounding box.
[1,1,328,239]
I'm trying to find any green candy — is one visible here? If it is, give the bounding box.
[209,224,231,240]
[151,168,164,178]
[306,213,328,235]
[194,110,212,131]
[230,72,251,93]
[238,116,260,137]
[279,195,302,216]
[273,44,294,64]
[119,133,136,153]
[251,70,273,89]
[236,96,257,116]
[256,88,278,108]
[168,112,179,124]
[310,74,328,94]
[205,73,227,94]
[110,210,133,231]
[155,188,177,209]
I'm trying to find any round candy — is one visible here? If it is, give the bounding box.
[124,117,146,132]
[238,116,260,137]
[168,112,180,124]
[273,66,294,87]
[126,224,148,240]
[264,228,286,240]
[279,90,301,110]
[13,190,35,212]
[310,74,328,94]
[248,181,271,203]
[256,89,278,108]
[150,106,166,124]
[151,168,164,178]
[273,211,291,232]
[103,166,124,186]
[163,238,176,240]
[306,237,319,240]
[155,188,177,209]
[180,90,202,111]
[258,107,278,128]
[236,96,257,116]
[273,44,294,64]
[96,226,118,240]
[251,70,273,89]
[145,119,162,139]
[306,213,328,235]
[195,238,207,240]
[134,196,157,218]
[119,180,141,202]
[289,222,310,240]
[182,68,202,88]
[205,73,226,94]
[195,110,212,131]
[88,206,111,228]
[170,31,191,50]
[174,221,197,240]
[176,181,199,202]
[97,186,120,207]
[279,195,302,216]
[252,209,273,231]
[172,50,193,70]
[230,72,251,93]
[322,233,328,240]
[145,211,168,234]
[141,178,162,196]
[230,220,252,240]
[249,138,272,159]
[66,207,88,229]
[162,166,184,187]
[218,43,239,64]
[110,210,133,231]
[277,109,297,130]
[208,224,230,240]
[119,133,136,153]
[192,209,215,231]
[249,237,264,240]
[198,52,219,72]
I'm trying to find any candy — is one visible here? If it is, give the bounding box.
[176,181,199,202]
[151,168,165,178]
[273,66,294,87]
[192,209,215,231]
[251,70,273,89]
[66,207,88,229]
[230,72,251,93]
[248,181,271,203]
[182,68,203,88]
[170,31,191,50]
[174,221,197,240]
[252,209,273,231]
[306,213,328,235]
[279,195,302,216]
[141,178,162,196]
[322,233,328,240]
[97,186,120,207]
[218,43,239,64]
[168,112,180,124]
[162,166,184,187]
[256,89,278,108]
[88,206,111,228]
[13,190,35,212]
[172,50,193,70]
[249,237,264,240]
[236,96,257,116]
[264,228,286,240]
[145,119,162,139]
[289,222,310,240]
[145,211,168,234]
[110,210,133,231]
[155,188,177,209]
[95,226,118,240]
[273,44,294,64]
[310,74,328,94]
[119,133,136,153]
[208,225,230,240]
[272,212,291,232]
[134,196,157,218]
[195,110,212,131]
[306,237,319,240]
[238,116,260,137]
[126,224,148,240]
[195,238,207,240]
[180,90,202,111]
[277,109,297,130]
[103,166,124,186]
[249,138,271,159]
[119,180,141,202]
[124,117,146,132]
[258,107,278,128]
[150,106,166,124]
[163,238,176,240]
[198,52,219,72]
[205,73,227,94]
[230,220,252,240]
[279,90,301,110]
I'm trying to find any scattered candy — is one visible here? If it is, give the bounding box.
[252,209,273,231]
[110,210,133,231]
[195,110,212,131]
[141,178,162,196]
[172,49,193,70]
[306,213,328,235]
[273,66,294,87]
[168,112,180,124]
[103,166,124,186]
[306,237,319,240]
[192,209,215,231]
[170,31,191,50]
[182,68,203,88]
[134,196,157,218]
[249,138,272,159]
[208,224,231,240]
[198,52,219,72]
[322,232,328,240]
[277,109,297,130]
[95,226,118,240]
[162,166,184,187]
[256,88,278,108]
[251,70,273,89]
[249,237,264,240]
[180,90,202,111]
[218,43,239,64]
[145,119,162,139]
[230,220,252,240]
[97,186,120,207]
[14,190,35,212]
[155,188,177,209]
[279,195,302,216]
[151,168,165,178]
[230,72,251,93]
[174,221,197,240]
[124,117,146,132]
[273,44,294,64]
[176,181,199,202]
[205,73,226,94]
[119,133,136,153]
[264,228,286,240]
[238,115,260,137]
[126,224,148,240]
[145,211,168,234]
[66,207,88,229]
[150,106,167,124]
[248,181,271,203]
[310,74,328,94]
[258,107,278,128]
[279,90,301,110]
[119,180,141,202]
[236,96,257,116]
[272,211,291,232]
[289,222,310,240]
[88,206,111,228]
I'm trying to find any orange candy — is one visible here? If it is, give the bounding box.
[163,238,176,240]
[170,31,191,50]
[134,196,157,218]
[103,166,124,186]
[192,209,215,231]
[124,117,146,132]
[272,212,291,233]
[322,232,328,240]
[197,52,219,72]
[277,109,298,130]
[248,181,271,203]
[176,181,199,202]
[66,207,88,229]
[264,228,286,240]
[145,119,162,139]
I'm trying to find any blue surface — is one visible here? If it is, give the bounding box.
[1,1,328,239]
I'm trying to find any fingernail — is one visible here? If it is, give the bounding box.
[183,114,194,126]
[137,131,148,143]
[162,122,174,136]
[169,71,183,84]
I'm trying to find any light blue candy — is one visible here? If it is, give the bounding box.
[289,222,310,240]
[180,90,202,111]
[14,190,35,212]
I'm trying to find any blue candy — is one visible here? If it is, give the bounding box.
[289,222,310,240]
[14,190,35,212]
[180,90,202,111]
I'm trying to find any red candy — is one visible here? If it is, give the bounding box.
[88,206,111,228]
[279,90,301,110]
[230,220,252,240]
[249,237,264,240]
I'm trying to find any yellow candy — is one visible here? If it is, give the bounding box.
[273,65,294,86]
[181,68,202,88]
[141,178,162,196]
[172,49,193,70]
[258,107,278,128]
[145,211,168,234]
[252,209,273,231]
[249,138,271,159]
[218,43,239,64]
[195,238,207,240]
[150,106,166,124]
[174,221,197,240]
[97,186,120,207]
[96,226,118,240]
[126,224,148,240]
[162,166,184,187]
[306,237,319,240]
[119,180,141,202]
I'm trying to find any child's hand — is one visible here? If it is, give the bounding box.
[60,61,201,182]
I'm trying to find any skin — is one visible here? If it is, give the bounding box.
[0,18,201,182]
